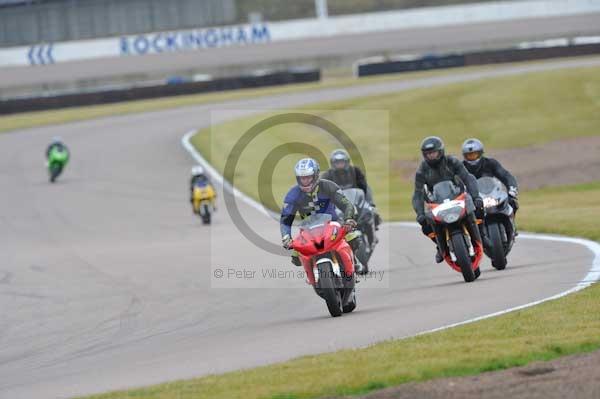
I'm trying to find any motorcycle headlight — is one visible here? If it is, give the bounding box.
[483,197,499,208]
[443,213,460,223]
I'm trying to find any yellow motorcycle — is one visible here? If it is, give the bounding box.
[192,183,216,224]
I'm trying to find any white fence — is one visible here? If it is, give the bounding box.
[1,0,600,68]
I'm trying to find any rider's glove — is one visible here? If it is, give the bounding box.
[416,214,427,226]
[344,219,357,231]
[282,234,293,250]
[508,186,518,199]
[474,197,485,219]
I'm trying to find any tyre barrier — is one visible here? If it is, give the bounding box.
[356,41,600,77]
[0,68,320,115]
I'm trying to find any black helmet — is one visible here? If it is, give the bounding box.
[462,138,484,167]
[421,136,445,167]
[330,149,350,171]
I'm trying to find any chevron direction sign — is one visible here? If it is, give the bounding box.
[27,43,55,65]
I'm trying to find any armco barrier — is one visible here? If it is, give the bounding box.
[0,69,320,115]
[464,42,600,65]
[356,42,600,77]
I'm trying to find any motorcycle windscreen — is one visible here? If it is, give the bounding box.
[477,176,507,196]
[477,177,508,207]
[431,181,462,203]
[341,188,365,208]
[298,213,332,229]
[295,214,333,255]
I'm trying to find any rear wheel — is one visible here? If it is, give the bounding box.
[317,262,343,317]
[451,232,475,283]
[488,222,507,270]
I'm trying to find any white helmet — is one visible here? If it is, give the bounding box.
[294,158,320,193]
[191,165,205,177]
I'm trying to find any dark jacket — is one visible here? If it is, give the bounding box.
[280,179,355,237]
[190,175,211,191]
[462,157,518,190]
[321,166,374,205]
[412,155,481,218]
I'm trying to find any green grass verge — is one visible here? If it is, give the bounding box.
[82,277,600,399]
[191,65,600,224]
[519,182,600,242]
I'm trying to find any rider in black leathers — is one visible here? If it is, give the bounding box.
[321,149,381,229]
[461,138,519,217]
[412,136,485,263]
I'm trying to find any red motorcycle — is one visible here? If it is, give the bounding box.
[291,214,357,317]
[425,181,483,282]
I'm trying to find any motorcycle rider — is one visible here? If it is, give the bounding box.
[412,136,485,263]
[461,138,519,224]
[321,149,381,230]
[280,158,366,273]
[189,165,215,207]
[45,136,70,161]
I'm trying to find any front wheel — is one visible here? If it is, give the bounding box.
[317,262,343,317]
[488,222,507,270]
[49,163,62,183]
[451,232,475,283]
[201,203,211,224]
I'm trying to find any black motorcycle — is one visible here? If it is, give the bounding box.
[336,188,378,274]
[477,176,516,270]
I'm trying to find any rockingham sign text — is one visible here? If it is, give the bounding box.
[119,24,270,56]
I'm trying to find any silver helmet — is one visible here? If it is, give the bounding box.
[462,138,484,166]
[330,149,350,171]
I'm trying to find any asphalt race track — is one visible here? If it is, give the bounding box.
[1,57,599,398]
[1,12,600,89]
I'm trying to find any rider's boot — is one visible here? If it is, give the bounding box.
[354,256,368,275]
[291,250,301,266]
[427,232,444,263]
[435,247,444,263]
[347,233,369,275]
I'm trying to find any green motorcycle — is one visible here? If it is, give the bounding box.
[47,146,69,183]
